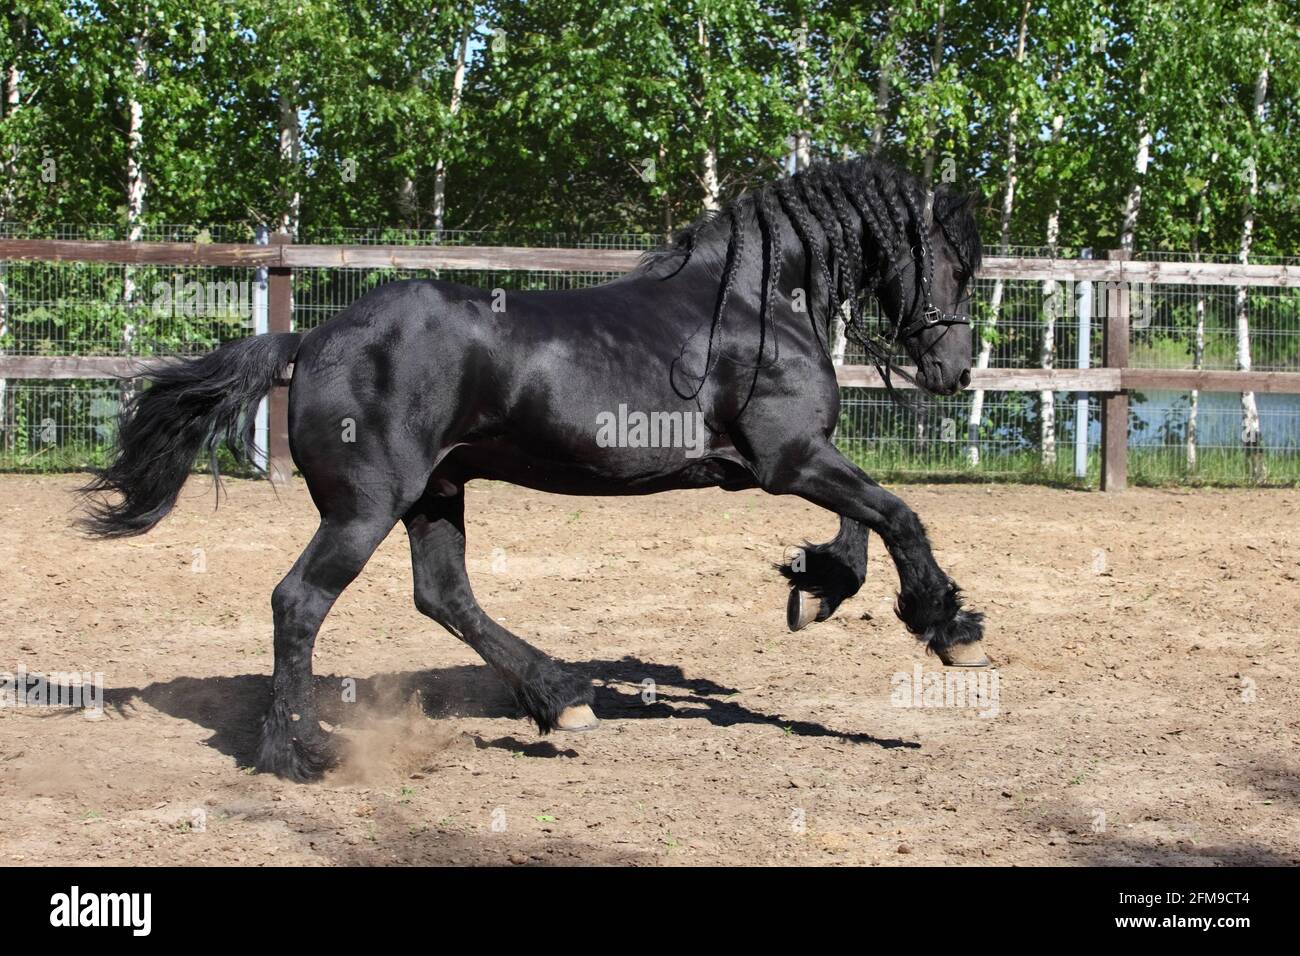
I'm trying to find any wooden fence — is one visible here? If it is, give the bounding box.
[3,237,1299,491]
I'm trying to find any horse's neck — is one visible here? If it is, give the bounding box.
[644,203,889,323]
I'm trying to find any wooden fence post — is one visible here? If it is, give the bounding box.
[1102,250,1130,491]
[267,234,293,484]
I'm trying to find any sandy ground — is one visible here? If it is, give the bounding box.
[0,474,1297,866]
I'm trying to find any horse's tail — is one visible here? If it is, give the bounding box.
[79,331,303,538]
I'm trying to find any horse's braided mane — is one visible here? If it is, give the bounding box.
[642,156,982,406]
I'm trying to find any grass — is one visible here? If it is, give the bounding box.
[839,442,1300,489]
[1125,446,1300,488]
[0,443,261,478]
[3,442,1297,490]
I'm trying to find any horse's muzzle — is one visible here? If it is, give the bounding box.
[920,360,972,396]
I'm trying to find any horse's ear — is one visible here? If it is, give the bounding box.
[931,185,983,272]
[932,185,977,224]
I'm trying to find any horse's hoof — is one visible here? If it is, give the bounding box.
[786,588,822,632]
[935,642,991,667]
[555,704,599,731]
[254,732,337,782]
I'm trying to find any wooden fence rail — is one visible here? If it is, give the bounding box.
[3,237,1300,490]
[3,238,1300,286]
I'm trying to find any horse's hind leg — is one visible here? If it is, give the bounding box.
[780,515,869,630]
[403,485,596,732]
[255,514,396,781]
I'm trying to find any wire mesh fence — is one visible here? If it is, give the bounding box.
[297,227,659,249]
[292,267,625,332]
[1127,282,1300,372]
[836,390,1103,484]
[0,261,262,356]
[2,227,1298,485]
[0,379,119,471]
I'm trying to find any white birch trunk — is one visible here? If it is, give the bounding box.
[831,301,848,367]
[1120,72,1151,254]
[432,29,470,234]
[124,36,147,245]
[0,41,21,451]
[967,0,1027,466]
[278,81,301,238]
[919,2,945,218]
[1039,108,1064,468]
[965,280,1002,466]
[1237,59,1269,480]
[122,31,147,382]
[659,142,672,241]
[1188,294,1204,472]
[1187,176,1211,473]
[785,10,806,171]
[0,51,16,213]
[870,7,895,155]
[1039,284,1059,467]
[698,18,720,211]
[701,146,720,211]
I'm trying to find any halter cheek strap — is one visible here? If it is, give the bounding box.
[859,244,971,348]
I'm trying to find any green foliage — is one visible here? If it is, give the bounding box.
[2,1,1297,253]
[4,1,1300,486]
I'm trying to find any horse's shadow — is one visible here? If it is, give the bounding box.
[101,655,917,770]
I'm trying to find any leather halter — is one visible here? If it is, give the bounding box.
[840,239,972,401]
[867,244,971,345]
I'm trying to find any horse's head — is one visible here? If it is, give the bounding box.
[874,186,982,396]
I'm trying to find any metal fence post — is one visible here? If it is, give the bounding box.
[1102,249,1130,491]
[267,233,293,484]
[252,225,270,473]
[1075,248,1092,479]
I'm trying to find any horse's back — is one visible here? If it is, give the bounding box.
[284,276,749,495]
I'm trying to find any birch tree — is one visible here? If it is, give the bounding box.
[1119,67,1152,254]
[1028,0,1108,468]
[789,4,811,174]
[918,0,945,214]
[431,28,471,233]
[1039,103,1064,467]
[697,16,721,210]
[967,0,1030,467]
[1108,0,1180,254]
[236,1,352,238]
[1187,173,1210,472]
[1236,56,1269,480]
[870,5,897,156]
[0,11,24,452]
[891,0,972,195]
[122,23,147,342]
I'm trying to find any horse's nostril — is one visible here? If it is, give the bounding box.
[958,369,971,388]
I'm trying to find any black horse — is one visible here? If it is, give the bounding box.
[81,157,987,781]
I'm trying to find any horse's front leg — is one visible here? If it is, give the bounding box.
[764,440,986,664]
